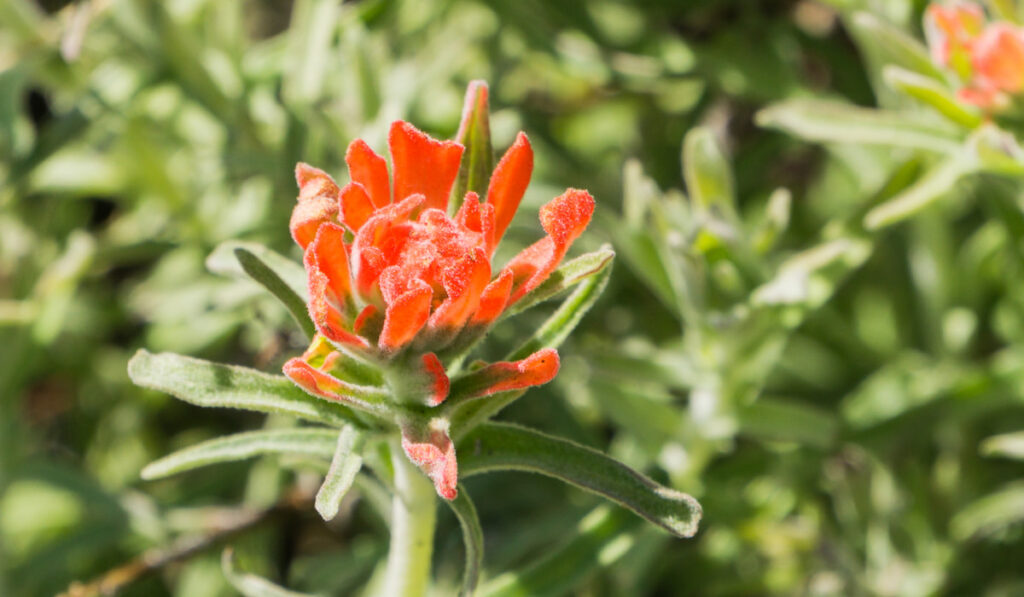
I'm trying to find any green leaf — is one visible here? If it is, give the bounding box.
[848,11,947,82]
[980,431,1024,460]
[206,241,307,299]
[756,99,961,152]
[315,426,364,521]
[141,428,338,480]
[459,423,702,538]
[128,350,360,427]
[222,549,324,597]
[505,247,616,317]
[864,156,975,229]
[452,80,494,210]
[883,66,982,129]
[950,481,1024,541]
[507,260,612,361]
[737,397,838,448]
[234,247,316,339]
[683,127,734,210]
[282,0,340,107]
[447,486,485,597]
[479,506,638,597]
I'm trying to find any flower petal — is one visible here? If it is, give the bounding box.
[455,192,496,254]
[471,268,513,326]
[305,224,366,347]
[379,277,432,352]
[428,247,491,335]
[450,348,559,401]
[486,132,533,248]
[346,139,391,208]
[421,353,450,406]
[291,163,340,249]
[401,421,458,500]
[389,121,464,212]
[339,182,375,232]
[505,189,595,303]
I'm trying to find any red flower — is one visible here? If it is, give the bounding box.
[282,92,594,499]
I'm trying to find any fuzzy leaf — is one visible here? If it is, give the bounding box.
[479,506,637,597]
[234,247,316,339]
[883,66,982,129]
[864,156,975,229]
[507,260,612,361]
[128,350,359,427]
[459,423,702,538]
[683,127,734,210]
[756,99,961,152]
[222,549,324,597]
[506,246,616,317]
[206,240,308,299]
[142,428,338,480]
[315,425,364,521]
[447,486,485,597]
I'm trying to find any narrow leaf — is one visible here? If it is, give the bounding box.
[452,80,494,209]
[683,127,734,210]
[315,426,364,521]
[849,11,947,82]
[479,506,638,597]
[235,247,316,339]
[505,247,615,317]
[980,431,1024,460]
[206,240,307,299]
[507,261,612,362]
[447,486,485,597]
[222,548,324,597]
[864,156,975,229]
[128,350,359,427]
[756,99,961,152]
[282,0,339,106]
[142,428,338,480]
[950,481,1024,541]
[459,423,702,538]
[883,66,982,129]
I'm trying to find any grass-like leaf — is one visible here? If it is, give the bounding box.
[864,156,974,229]
[479,506,637,597]
[128,350,359,427]
[756,99,961,152]
[883,66,982,129]
[505,246,615,317]
[206,241,307,298]
[683,127,734,210]
[447,486,485,597]
[315,425,364,521]
[142,428,338,480]
[459,423,702,538]
[980,431,1024,460]
[234,247,316,340]
[222,548,324,597]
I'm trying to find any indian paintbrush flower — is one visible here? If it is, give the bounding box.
[925,1,1024,111]
[283,83,594,500]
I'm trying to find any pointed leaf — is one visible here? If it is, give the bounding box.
[849,11,947,82]
[756,99,961,152]
[507,262,612,362]
[459,423,702,538]
[128,350,360,427]
[480,506,637,597]
[142,428,338,480]
[883,66,982,129]
[315,425,365,521]
[206,240,308,299]
[222,549,324,597]
[864,155,975,229]
[234,247,316,339]
[452,80,494,210]
[683,127,734,210]
[980,431,1024,460]
[447,486,484,597]
[505,247,615,317]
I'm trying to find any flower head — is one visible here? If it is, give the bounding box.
[282,83,595,498]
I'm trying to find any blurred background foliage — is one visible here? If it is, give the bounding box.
[3,0,1024,595]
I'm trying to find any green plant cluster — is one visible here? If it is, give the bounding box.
[3,0,1024,595]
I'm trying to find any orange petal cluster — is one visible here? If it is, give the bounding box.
[925,2,1024,110]
[283,114,594,499]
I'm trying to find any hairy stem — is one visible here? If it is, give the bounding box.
[383,437,437,597]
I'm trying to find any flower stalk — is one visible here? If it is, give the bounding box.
[383,437,438,597]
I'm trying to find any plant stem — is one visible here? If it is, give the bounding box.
[383,437,437,597]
